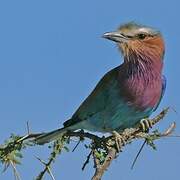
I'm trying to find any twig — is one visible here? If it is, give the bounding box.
[130,121,176,170]
[35,137,67,180]
[35,157,55,180]
[160,122,176,136]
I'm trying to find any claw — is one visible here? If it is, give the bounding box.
[112,131,126,152]
[139,118,152,132]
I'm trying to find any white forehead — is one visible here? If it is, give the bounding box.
[138,27,153,33]
[119,23,160,36]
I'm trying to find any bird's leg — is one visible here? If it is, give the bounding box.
[111,131,126,152]
[139,118,153,132]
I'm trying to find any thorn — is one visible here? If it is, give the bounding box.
[35,156,46,166]
[131,140,146,170]
[10,160,21,180]
[82,150,92,171]
[2,163,10,173]
[26,121,30,135]
[72,139,81,152]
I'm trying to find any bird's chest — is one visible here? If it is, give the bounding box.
[118,74,162,110]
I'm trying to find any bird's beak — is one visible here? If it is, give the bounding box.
[102,31,129,43]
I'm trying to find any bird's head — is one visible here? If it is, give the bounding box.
[103,22,165,61]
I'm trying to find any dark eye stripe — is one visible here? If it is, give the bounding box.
[122,33,154,39]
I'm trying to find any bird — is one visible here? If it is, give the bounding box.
[35,22,166,145]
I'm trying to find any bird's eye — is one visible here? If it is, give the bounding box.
[137,33,146,40]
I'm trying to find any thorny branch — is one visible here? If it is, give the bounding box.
[91,107,175,180]
[0,107,177,180]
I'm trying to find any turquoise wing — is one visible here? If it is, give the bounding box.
[63,66,120,128]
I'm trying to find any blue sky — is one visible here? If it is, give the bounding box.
[0,0,179,179]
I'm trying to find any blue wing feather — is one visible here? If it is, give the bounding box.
[153,75,166,112]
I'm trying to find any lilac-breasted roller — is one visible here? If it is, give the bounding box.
[35,22,166,144]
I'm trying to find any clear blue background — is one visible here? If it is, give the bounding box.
[0,0,179,179]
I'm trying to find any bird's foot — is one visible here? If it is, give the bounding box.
[112,131,126,152]
[139,118,152,132]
